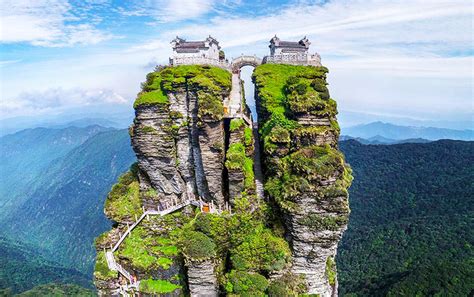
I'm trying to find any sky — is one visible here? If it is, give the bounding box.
[0,0,473,128]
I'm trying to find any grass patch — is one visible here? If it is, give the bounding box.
[134,89,169,108]
[230,118,245,132]
[118,226,178,270]
[104,170,142,222]
[139,279,181,294]
[94,251,117,281]
[134,65,231,114]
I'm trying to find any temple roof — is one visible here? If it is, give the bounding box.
[269,35,311,49]
[171,36,220,50]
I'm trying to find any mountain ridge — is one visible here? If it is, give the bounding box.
[342,121,473,141]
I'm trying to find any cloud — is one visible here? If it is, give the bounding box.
[0,0,114,47]
[118,0,242,22]
[1,88,127,117]
[1,0,472,123]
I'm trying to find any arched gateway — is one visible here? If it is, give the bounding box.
[231,55,262,72]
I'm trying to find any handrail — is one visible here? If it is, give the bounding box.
[105,197,230,295]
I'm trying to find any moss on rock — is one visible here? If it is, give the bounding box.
[104,169,142,222]
[94,251,117,281]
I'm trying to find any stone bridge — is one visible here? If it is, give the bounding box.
[231,55,262,72]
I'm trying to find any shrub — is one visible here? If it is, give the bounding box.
[197,91,224,121]
[226,143,246,170]
[180,231,216,260]
[225,270,268,296]
[295,83,308,95]
[298,214,348,230]
[230,227,290,272]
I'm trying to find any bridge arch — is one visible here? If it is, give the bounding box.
[231,55,262,72]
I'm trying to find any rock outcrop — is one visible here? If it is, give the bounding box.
[186,259,219,296]
[94,62,351,297]
[253,64,352,296]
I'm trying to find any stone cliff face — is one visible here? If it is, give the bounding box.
[94,63,351,296]
[254,64,352,296]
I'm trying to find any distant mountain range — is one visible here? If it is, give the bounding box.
[0,111,133,137]
[341,121,474,141]
[339,135,431,145]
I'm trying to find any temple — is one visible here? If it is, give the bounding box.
[169,35,228,67]
[264,35,321,66]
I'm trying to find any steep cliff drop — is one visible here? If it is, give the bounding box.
[93,57,351,296]
[254,64,352,296]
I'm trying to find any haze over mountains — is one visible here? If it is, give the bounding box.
[342,121,473,141]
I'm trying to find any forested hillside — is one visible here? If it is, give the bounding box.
[0,128,135,294]
[0,125,112,220]
[338,140,474,296]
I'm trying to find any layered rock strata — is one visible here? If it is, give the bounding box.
[253,64,352,296]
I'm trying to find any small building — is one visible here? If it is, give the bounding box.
[264,35,321,66]
[269,35,311,55]
[170,36,228,67]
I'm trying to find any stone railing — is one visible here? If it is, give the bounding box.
[170,57,231,70]
[263,53,321,66]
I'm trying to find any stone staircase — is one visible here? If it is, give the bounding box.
[105,197,227,296]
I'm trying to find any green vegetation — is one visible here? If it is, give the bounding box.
[104,168,142,222]
[299,213,348,231]
[93,251,117,281]
[230,118,245,131]
[253,64,331,142]
[244,127,253,146]
[265,144,352,211]
[252,64,344,201]
[135,65,231,122]
[118,226,177,271]
[190,196,291,273]
[197,90,224,121]
[226,117,256,192]
[140,125,157,133]
[230,226,290,272]
[225,270,269,296]
[338,140,474,296]
[326,257,336,286]
[179,231,216,260]
[15,283,96,297]
[0,236,94,294]
[268,273,307,296]
[139,278,181,294]
[225,143,255,190]
[134,89,169,108]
